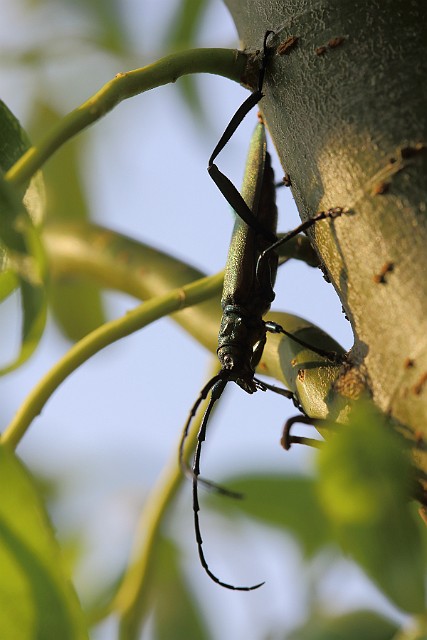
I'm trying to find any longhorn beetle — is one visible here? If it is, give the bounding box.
[208,30,343,358]
[180,120,343,591]
[180,33,345,590]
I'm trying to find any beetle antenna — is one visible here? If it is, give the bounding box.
[179,374,243,499]
[192,379,265,591]
[179,374,221,469]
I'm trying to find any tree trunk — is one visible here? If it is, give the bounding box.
[225,0,427,479]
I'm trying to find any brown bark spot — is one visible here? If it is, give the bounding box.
[315,37,346,56]
[372,181,390,195]
[315,46,327,56]
[327,36,346,49]
[413,372,427,396]
[277,36,299,55]
[373,261,394,284]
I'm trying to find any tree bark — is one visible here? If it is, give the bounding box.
[225,0,427,478]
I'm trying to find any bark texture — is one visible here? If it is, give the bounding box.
[225,0,427,476]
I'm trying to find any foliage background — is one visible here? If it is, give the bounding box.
[0,0,418,639]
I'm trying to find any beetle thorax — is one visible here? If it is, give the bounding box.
[217,305,266,391]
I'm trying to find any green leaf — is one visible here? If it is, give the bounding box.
[211,473,333,557]
[53,0,129,54]
[164,0,210,120]
[30,103,105,340]
[165,0,208,50]
[317,401,426,613]
[0,268,18,303]
[50,281,105,341]
[0,100,47,372]
[0,444,89,640]
[151,536,210,640]
[0,99,31,178]
[0,99,45,226]
[288,610,398,640]
[0,175,47,374]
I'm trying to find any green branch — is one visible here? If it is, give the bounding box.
[5,48,247,188]
[1,271,223,450]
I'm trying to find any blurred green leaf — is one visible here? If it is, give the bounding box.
[288,609,398,640]
[52,0,129,54]
[0,99,47,372]
[211,473,333,557]
[391,626,427,640]
[317,401,426,613]
[50,280,105,341]
[151,536,210,640]
[12,276,47,368]
[30,103,105,341]
[0,444,89,640]
[164,0,210,120]
[0,268,18,303]
[176,75,206,122]
[166,0,208,50]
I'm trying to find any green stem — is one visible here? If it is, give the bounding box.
[5,49,247,188]
[1,271,223,450]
